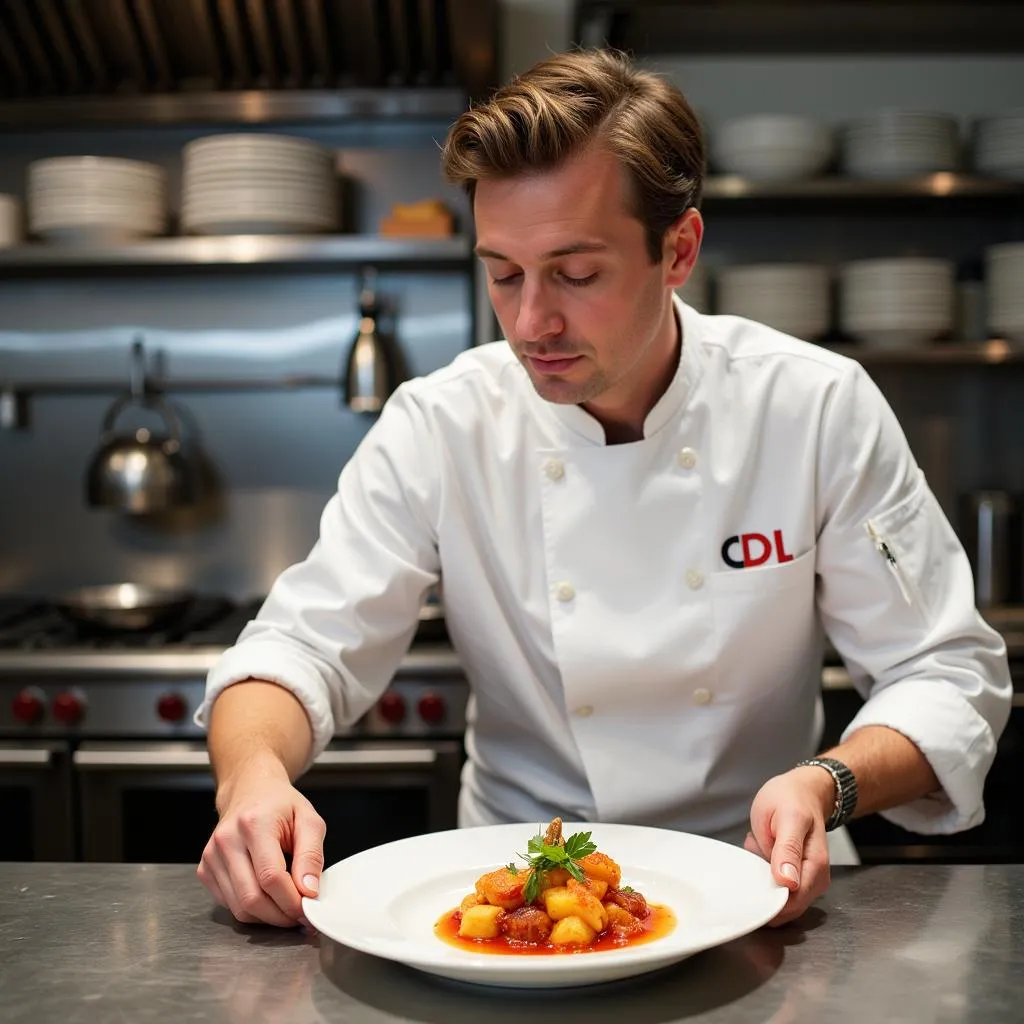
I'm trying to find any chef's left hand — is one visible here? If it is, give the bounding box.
[744,766,835,927]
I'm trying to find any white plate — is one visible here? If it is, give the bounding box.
[301,822,788,990]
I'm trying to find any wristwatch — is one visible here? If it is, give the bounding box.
[796,757,859,831]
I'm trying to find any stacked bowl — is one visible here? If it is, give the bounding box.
[712,115,833,182]
[839,258,954,349]
[973,112,1024,181]
[717,263,830,339]
[181,133,338,235]
[842,111,959,179]
[27,157,167,243]
[985,243,1024,343]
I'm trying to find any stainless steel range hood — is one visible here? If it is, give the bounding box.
[0,0,498,127]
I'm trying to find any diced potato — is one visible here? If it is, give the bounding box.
[502,905,554,943]
[460,892,487,912]
[459,904,506,939]
[604,902,643,935]
[475,867,527,910]
[584,878,608,901]
[550,915,597,946]
[536,867,571,894]
[542,880,608,933]
[580,852,621,888]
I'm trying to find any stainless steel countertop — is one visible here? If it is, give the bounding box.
[1,862,1021,1023]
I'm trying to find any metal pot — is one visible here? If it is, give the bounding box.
[54,584,196,631]
[960,490,1016,608]
[85,340,199,514]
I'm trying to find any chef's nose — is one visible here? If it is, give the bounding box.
[515,278,564,341]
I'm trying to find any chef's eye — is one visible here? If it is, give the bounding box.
[491,272,522,287]
[561,272,598,288]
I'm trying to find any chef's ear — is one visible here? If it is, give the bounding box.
[662,207,703,290]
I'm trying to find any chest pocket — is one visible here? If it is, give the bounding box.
[708,547,818,701]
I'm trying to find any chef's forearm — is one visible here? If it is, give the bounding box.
[207,680,314,811]
[814,724,940,819]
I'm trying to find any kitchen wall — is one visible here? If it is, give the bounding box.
[0,122,473,598]
[2,3,1023,600]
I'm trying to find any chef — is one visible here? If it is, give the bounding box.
[194,49,1011,931]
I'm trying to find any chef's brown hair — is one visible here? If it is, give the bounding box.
[441,48,705,263]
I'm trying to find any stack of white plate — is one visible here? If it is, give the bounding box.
[27,157,166,243]
[842,111,959,179]
[712,115,833,181]
[182,134,338,235]
[0,194,22,247]
[676,261,710,312]
[718,263,830,339]
[840,258,954,348]
[974,111,1024,181]
[985,242,1024,343]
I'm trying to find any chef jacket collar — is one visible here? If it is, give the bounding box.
[527,292,702,446]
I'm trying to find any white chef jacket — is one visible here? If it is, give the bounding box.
[197,296,1012,846]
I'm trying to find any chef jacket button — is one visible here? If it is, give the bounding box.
[575,705,594,718]
[544,458,565,481]
[685,569,705,590]
[556,581,576,602]
[676,447,698,470]
[692,688,713,706]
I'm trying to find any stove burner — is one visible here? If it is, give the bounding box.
[0,596,264,651]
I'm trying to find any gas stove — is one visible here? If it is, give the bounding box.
[0,595,466,740]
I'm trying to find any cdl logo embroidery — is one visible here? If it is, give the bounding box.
[721,530,794,569]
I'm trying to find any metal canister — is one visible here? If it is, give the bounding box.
[960,490,1016,607]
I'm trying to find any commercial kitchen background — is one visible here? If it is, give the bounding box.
[1,0,1022,867]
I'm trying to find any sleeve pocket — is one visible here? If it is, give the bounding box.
[861,470,943,626]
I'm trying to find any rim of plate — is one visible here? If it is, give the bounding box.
[301,822,788,979]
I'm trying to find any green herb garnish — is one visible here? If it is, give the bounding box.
[506,863,518,874]
[621,886,634,893]
[517,828,598,904]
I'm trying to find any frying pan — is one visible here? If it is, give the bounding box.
[54,584,196,632]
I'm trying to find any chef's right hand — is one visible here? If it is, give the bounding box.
[197,763,325,928]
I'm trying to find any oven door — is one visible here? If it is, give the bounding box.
[74,739,463,865]
[0,741,75,861]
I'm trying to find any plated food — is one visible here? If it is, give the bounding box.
[435,817,676,955]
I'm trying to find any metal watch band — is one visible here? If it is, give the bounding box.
[796,757,859,831]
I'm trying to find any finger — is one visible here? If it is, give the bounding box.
[214,830,296,927]
[205,842,261,925]
[196,853,229,909]
[769,808,814,892]
[290,808,327,898]
[797,818,832,905]
[240,816,304,921]
[750,805,776,868]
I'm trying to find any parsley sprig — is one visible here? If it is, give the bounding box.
[516,829,598,904]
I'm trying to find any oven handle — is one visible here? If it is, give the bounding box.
[0,747,53,768]
[73,747,441,771]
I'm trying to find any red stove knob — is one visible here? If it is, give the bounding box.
[157,693,188,723]
[52,691,85,726]
[378,691,406,724]
[417,692,446,724]
[12,688,45,725]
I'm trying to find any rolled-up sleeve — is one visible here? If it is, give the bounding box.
[814,362,1012,834]
[193,382,442,772]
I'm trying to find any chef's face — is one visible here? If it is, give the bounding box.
[474,143,702,419]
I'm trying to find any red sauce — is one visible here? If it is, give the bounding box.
[435,903,676,956]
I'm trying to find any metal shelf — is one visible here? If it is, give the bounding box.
[702,173,1024,204]
[0,88,470,130]
[823,341,1024,366]
[0,235,473,276]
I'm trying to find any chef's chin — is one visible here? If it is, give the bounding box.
[526,366,607,405]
